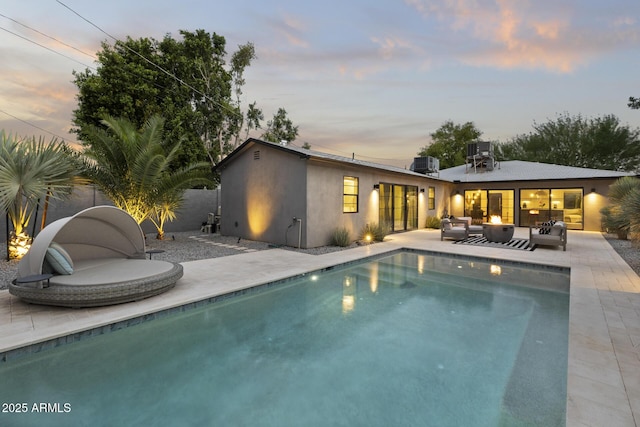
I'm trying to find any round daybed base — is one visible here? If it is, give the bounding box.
[9,261,183,308]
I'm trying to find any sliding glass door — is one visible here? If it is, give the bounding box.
[379,184,418,232]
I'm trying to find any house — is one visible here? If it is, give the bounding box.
[214,138,450,248]
[214,138,633,248]
[439,160,631,231]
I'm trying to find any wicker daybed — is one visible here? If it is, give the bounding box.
[9,206,183,308]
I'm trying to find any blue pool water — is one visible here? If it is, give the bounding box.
[0,251,569,426]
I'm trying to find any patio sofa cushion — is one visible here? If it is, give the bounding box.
[550,221,566,236]
[45,242,74,275]
[456,216,483,234]
[538,220,556,235]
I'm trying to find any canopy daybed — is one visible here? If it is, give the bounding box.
[9,206,182,308]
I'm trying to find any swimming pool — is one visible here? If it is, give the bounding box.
[0,251,569,426]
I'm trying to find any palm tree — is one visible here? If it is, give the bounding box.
[0,131,81,258]
[600,176,640,240]
[81,115,213,238]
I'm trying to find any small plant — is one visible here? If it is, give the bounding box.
[330,227,351,247]
[425,216,441,229]
[360,223,389,242]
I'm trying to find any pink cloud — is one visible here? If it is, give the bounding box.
[405,0,639,73]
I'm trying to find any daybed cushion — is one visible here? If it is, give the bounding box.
[45,242,74,275]
[49,258,175,286]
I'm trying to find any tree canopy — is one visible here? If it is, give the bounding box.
[495,113,640,172]
[417,121,482,169]
[72,30,258,169]
[260,108,299,144]
[629,97,640,109]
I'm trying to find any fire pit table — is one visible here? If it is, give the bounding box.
[482,223,515,243]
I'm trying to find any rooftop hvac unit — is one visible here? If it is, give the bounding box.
[467,141,493,157]
[466,142,478,158]
[412,156,439,174]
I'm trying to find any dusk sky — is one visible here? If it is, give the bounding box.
[2,0,639,167]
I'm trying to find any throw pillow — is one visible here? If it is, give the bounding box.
[441,219,452,230]
[45,242,74,275]
[539,220,556,235]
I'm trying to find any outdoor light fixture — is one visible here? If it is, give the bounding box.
[591,188,596,193]
[420,188,425,193]
[373,184,380,190]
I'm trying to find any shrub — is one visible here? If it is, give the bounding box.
[425,216,441,229]
[330,227,351,247]
[360,223,389,242]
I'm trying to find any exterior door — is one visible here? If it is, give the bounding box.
[379,184,418,232]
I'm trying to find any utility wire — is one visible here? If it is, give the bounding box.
[0,26,94,69]
[56,0,242,118]
[0,12,96,59]
[0,108,78,144]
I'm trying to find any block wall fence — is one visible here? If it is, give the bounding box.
[0,186,220,243]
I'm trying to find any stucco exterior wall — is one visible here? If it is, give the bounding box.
[305,159,448,247]
[219,143,307,246]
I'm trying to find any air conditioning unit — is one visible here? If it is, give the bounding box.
[412,156,439,174]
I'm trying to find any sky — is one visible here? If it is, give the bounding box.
[2,0,640,168]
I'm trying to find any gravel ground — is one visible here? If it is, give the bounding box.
[1,231,638,291]
[0,231,356,290]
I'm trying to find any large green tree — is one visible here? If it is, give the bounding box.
[80,115,214,239]
[417,121,482,169]
[495,113,640,171]
[261,108,299,144]
[72,30,257,169]
[629,97,640,109]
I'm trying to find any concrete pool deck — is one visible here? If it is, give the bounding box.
[0,228,638,426]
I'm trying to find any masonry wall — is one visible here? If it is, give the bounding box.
[0,186,219,242]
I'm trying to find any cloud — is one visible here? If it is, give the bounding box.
[266,14,309,48]
[404,0,640,73]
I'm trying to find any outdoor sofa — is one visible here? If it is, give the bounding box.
[9,206,183,308]
[529,220,568,251]
[440,218,469,241]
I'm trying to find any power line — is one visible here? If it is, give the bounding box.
[0,12,96,59]
[56,0,242,118]
[0,108,78,144]
[0,25,94,69]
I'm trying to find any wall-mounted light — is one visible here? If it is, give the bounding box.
[373,184,380,190]
[590,188,596,194]
[420,188,425,193]
[455,190,460,195]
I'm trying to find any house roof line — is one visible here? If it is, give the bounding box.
[215,138,635,183]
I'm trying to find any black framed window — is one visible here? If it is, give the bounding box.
[428,186,435,210]
[343,176,359,213]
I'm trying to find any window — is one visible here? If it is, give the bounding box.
[343,176,359,213]
[428,186,435,210]
[519,188,583,229]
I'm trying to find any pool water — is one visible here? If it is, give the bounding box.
[0,251,569,426]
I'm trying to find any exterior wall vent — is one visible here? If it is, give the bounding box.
[253,150,260,160]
